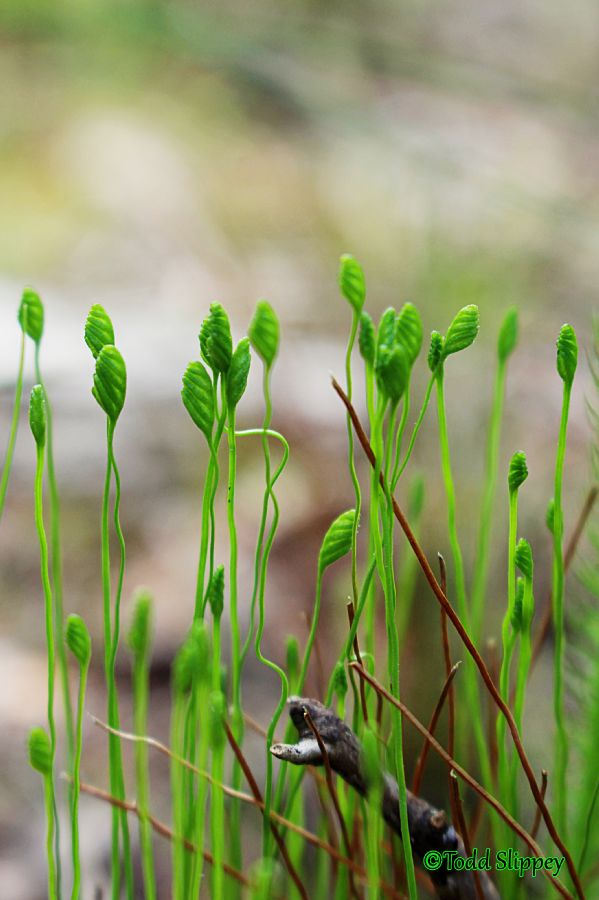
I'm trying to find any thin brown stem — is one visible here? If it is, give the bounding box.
[84,722,402,895]
[303,707,361,900]
[412,662,461,794]
[347,601,369,723]
[531,771,549,841]
[76,780,250,888]
[224,720,309,900]
[333,376,584,900]
[450,771,485,900]
[350,662,573,900]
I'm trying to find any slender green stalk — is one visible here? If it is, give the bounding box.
[210,693,226,900]
[170,685,186,900]
[376,409,417,897]
[33,439,59,888]
[69,647,89,898]
[195,400,226,620]
[130,632,156,897]
[434,368,494,797]
[552,380,573,837]
[35,346,75,767]
[225,397,244,887]
[393,374,435,485]
[189,680,210,899]
[471,356,508,640]
[345,311,362,627]
[471,308,518,640]
[43,773,58,900]
[0,328,26,519]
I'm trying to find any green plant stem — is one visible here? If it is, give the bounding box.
[70,657,89,900]
[211,738,225,900]
[189,678,210,899]
[394,373,435,485]
[43,773,58,900]
[34,441,59,897]
[365,782,382,900]
[195,395,226,619]
[552,381,572,838]
[170,688,186,900]
[345,311,362,630]
[35,347,75,769]
[225,396,243,890]
[101,422,133,900]
[390,377,411,490]
[132,648,156,900]
[509,579,534,820]
[434,369,494,799]
[374,402,417,898]
[0,329,25,521]
[471,356,508,640]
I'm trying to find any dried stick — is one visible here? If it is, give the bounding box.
[351,664,572,900]
[224,720,309,900]
[332,376,584,899]
[90,718,402,897]
[449,771,484,900]
[531,771,549,841]
[412,662,461,795]
[347,601,369,723]
[272,696,499,900]
[303,708,361,900]
[75,780,250,888]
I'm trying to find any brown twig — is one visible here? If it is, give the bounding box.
[347,601,370,723]
[332,375,584,899]
[531,771,549,841]
[528,486,597,673]
[224,720,309,900]
[303,707,361,900]
[412,662,461,795]
[86,720,403,896]
[351,663,572,900]
[449,771,484,900]
[75,780,250,888]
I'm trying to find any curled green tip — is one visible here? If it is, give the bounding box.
[511,578,524,632]
[556,323,578,385]
[19,288,44,343]
[28,727,52,776]
[375,343,409,405]
[202,303,232,374]
[29,384,46,448]
[227,337,251,409]
[181,360,214,442]
[249,300,279,369]
[428,331,444,372]
[358,311,376,367]
[331,661,348,699]
[318,509,356,572]
[126,590,153,658]
[84,305,115,359]
[65,614,92,667]
[92,344,126,422]
[508,451,528,493]
[395,302,423,366]
[442,304,480,358]
[339,254,366,314]
[206,565,225,619]
[497,307,518,362]
[208,690,227,749]
[515,538,533,579]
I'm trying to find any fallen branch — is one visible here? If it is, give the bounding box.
[271,696,499,900]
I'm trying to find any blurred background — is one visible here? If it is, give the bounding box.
[0,1,597,896]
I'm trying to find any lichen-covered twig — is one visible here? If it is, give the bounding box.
[271,697,499,900]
